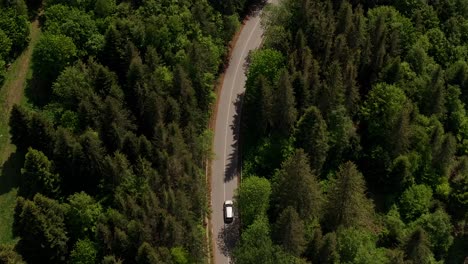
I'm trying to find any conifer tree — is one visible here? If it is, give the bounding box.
[274,206,306,256]
[295,106,329,174]
[325,161,374,230]
[9,104,31,152]
[272,149,322,220]
[404,228,437,264]
[274,70,297,136]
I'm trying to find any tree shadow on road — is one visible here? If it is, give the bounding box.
[224,94,243,183]
[217,217,240,260]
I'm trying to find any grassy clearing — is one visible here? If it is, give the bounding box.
[0,18,41,245]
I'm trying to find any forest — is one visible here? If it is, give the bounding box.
[236,0,468,263]
[0,0,260,263]
[1,0,468,263]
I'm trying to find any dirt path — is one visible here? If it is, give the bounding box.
[0,14,42,245]
[0,18,41,162]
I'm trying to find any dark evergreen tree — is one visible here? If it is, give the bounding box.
[9,104,31,152]
[295,106,329,174]
[13,194,69,264]
[324,161,374,230]
[274,206,306,256]
[272,149,322,220]
[274,70,297,136]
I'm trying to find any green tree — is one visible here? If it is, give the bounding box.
[325,161,375,230]
[399,184,433,222]
[0,8,29,53]
[415,209,454,259]
[32,33,77,84]
[257,75,274,135]
[389,155,415,194]
[361,83,407,141]
[136,242,160,264]
[29,113,56,156]
[274,206,306,256]
[44,4,102,56]
[233,216,274,264]
[9,104,31,152]
[274,70,297,136]
[94,0,115,17]
[67,192,102,241]
[13,194,69,264]
[20,148,61,199]
[295,106,329,174]
[246,48,284,88]
[336,227,388,264]
[0,29,12,59]
[404,228,437,264]
[0,244,25,264]
[70,239,98,264]
[318,232,340,264]
[272,149,322,220]
[235,176,271,228]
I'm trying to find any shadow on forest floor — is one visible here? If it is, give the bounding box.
[0,151,23,196]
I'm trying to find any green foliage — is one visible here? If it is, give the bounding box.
[20,148,61,199]
[0,244,25,264]
[295,106,329,174]
[13,194,69,264]
[272,149,322,221]
[325,161,375,230]
[66,192,102,240]
[236,176,271,228]
[70,239,98,264]
[0,29,12,59]
[399,184,433,222]
[274,206,306,256]
[44,4,102,56]
[404,228,437,264]
[32,33,77,84]
[9,104,32,152]
[94,0,115,17]
[233,216,275,264]
[246,48,284,88]
[336,227,388,264]
[170,247,189,264]
[414,209,454,258]
[361,83,407,141]
[0,8,29,55]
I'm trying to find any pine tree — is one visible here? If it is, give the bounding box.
[404,228,437,264]
[295,106,329,174]
[318,232,340,264]
[13,194,69,264]
[9,104,31,152]
[274,70,297,136]
[272,149,322,220]
[274,206,306,256]
[257,75,274,135]
[325,161,374,230]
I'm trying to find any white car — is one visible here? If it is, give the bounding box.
[224,200,234,223]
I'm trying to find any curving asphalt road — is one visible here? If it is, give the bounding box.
[210,4,268,264]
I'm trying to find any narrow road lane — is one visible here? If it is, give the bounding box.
[210,5,266,264]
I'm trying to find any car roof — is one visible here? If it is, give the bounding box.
[226,205,233,218]
[225,200,233,205]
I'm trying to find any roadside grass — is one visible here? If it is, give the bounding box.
[0,18,41,245]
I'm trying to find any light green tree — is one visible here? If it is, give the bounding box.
[235,176,271,228]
